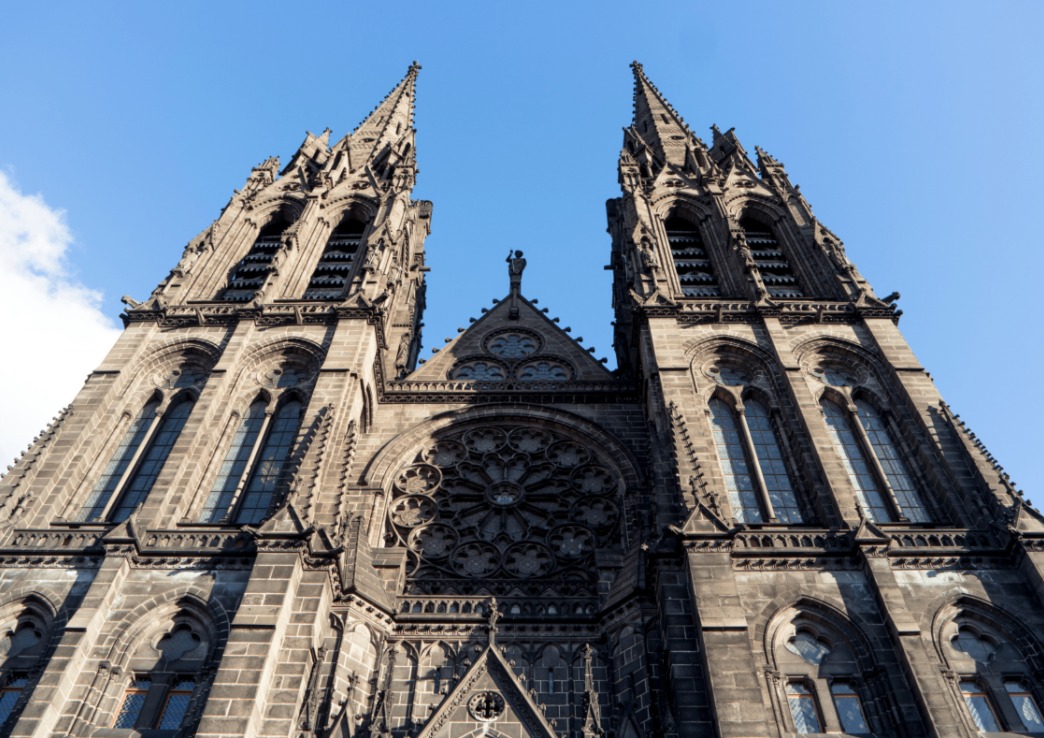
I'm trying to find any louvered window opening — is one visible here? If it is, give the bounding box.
[222,220,288,302]
[741,218,804,298]
[304,220,365,300]
[665,218,720,297]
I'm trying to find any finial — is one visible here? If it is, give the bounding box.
[410,60,422,72]
[630,60,643,73]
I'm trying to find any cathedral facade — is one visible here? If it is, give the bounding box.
[0,62,1041,738]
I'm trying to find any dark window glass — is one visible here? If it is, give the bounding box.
[831,683,870,734]
[786,682,822,733]
[234,400,302,524]
[114,678,151,729]
[960,680,1001,731]
[158,678,196,729]
[709,398,761,522]
[745,399,803,523]
[855,400,929,522]
[199,401,267,523]
[1006,680,1044,733]
[110,398,194,522]
[76,401,158,522]
[821,400,894,522]
[0,675,28,726]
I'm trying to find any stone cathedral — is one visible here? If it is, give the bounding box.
[0,60,1042,738]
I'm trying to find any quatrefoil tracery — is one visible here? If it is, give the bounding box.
[387,425,623,590]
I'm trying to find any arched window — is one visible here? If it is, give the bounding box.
[771,608,893,735]
[221,214,291,302]
[820,398,930,523]
[75,395,195,523]
[664,216,720,297]
[942,610,1044,734]
[303,211,366,300]
[709,397,803,523]
[740,215,803,298]
[198,398,303,525]
[112,616,212,733]
[0,606,52,731]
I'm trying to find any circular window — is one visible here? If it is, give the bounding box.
[485,331,541,359]
[517,359,572,381]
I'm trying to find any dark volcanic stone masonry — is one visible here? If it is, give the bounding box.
[0,62,1041,738]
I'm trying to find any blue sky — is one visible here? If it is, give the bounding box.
[1,1,1041,504]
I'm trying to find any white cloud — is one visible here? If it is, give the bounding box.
[0,171,121,468]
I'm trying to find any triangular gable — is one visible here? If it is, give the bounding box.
[416,644,559,738]
[407,293,612,383]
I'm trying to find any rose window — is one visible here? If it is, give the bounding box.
[387,424,624,595]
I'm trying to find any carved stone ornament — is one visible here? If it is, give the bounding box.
[485,330,541,359]
[153,362,208,390]
[468,691,505,721]
[387,424,624,596]
[258,362,314,389]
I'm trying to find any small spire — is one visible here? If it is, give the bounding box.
[332,63,421,172]
[629,61,701,167]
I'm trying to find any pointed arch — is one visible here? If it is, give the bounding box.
[740,213,803,298]
[220,211,294,301]
[664,212,720,297]
[304,206,368,300]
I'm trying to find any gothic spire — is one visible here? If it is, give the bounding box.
[333,62,420,174]
[628,61,707,170]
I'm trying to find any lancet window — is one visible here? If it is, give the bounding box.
[303,211,366,300]
[75,394,195,523]
[665,215,720,297]
[0,606,52,731]
[199,397,304,525]
[820,397,930,523]
[708,395,804,524]
[221,214,291,301]
[740,215,803,298]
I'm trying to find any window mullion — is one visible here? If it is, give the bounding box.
[847,404,907,523]
[224,411,273,523]
[97,403,165,521]
[736,406,776,522]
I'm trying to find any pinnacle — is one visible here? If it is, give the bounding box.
[348,61,421,137]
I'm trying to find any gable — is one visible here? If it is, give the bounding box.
[407,294,612,384]
[416,645,559,738]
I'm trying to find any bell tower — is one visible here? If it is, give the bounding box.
[606,61,1044,738]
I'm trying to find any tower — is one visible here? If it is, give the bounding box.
[0,61,1039,738]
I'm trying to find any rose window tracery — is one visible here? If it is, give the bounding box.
[450,361,506,381]
[517,359,572,381]
[387,424,624,596]
[486,331,540,358]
